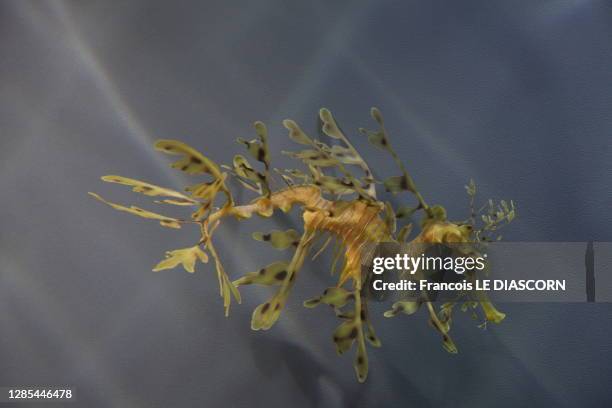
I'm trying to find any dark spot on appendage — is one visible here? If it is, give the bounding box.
[333,336,339,342]
[396,303,405,311]
[190,157,202,164]
[360,310,366,320]
[289,274,295,282]
[275,270,287,280]
[381,138,387,146]
[261,303,270,313]
[274,303,280,311]
[349,328,358,339]
[347,293,355,301]
[357,356,364,365]
[259,268,265,275]
[400,176,409,190]
[323,289,329,295]
[262,234,271,241]
[181,165,189,171]
[257,148,265,162]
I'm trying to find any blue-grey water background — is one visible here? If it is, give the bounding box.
[1,1,612,407]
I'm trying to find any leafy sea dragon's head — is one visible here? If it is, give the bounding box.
[90,108,515,382]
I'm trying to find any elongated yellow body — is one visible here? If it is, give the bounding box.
[90,107,515,383]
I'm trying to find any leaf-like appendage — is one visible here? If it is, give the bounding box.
[283,149,338,167]
[363,314,381,347]
[232,155,259,182]
[237,121,270,169]
[251,230,314,330]
[186,179,224,200]
[362,129,388,150]
[370,107,384,125]
[327,145,361,165]
[384,175,415,194]
[252,229,300,250]
[480,301,506,324]
[333,320,358,354]
[315,176,355,195]
[233,261,289,286]
[251,293,285,331]
[88,192,182,229]
[101,175,198,205]
[153,246,208,273]
[355,336,369,383]
[319,108,344,140]
[283,119,312,145]
[155,140,221,177]
[384,301,421,318]
[303,287,353,308]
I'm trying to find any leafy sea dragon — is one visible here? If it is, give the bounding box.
[90,108,515,382]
